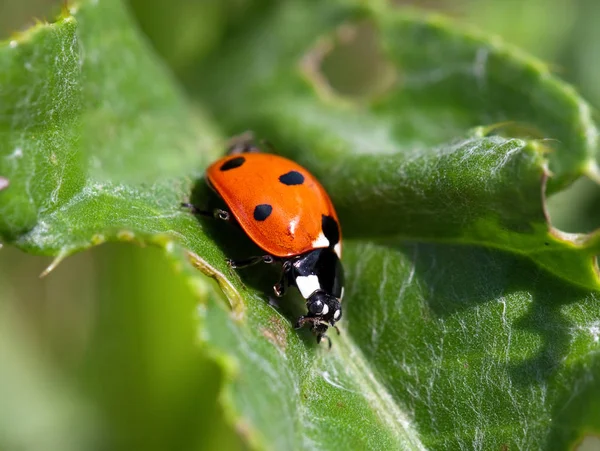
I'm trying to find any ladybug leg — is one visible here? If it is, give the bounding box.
[227,254,275,269]
[294,316,306,333]
[225,132,276,155]
[319,334,333,349]
[294,315,313,330]
[212,208,231,221]
[226,131,261,155]
[274,260,294,297]
[180,202,199,213]
[181,203,232,222]
[295,316,332,348]
[273,276,287,297]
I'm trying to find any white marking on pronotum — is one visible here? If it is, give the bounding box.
[334,310,341,320]
[295,274,320,298]
[312,232,329,249]
[321,304,329,315]
[334,242,342,258]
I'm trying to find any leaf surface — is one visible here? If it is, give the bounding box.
[1,0,600,449]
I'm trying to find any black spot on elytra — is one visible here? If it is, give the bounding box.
[220,156,246,171]
[254,204,273,221]
[322,215,340,245]
[279,170,305,186]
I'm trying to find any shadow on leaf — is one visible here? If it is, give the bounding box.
[186,176,313,345]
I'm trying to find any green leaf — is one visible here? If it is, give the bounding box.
[0,0,221,247]
[1,0,600,450]
[342,241,600,449]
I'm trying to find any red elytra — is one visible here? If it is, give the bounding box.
[206,153,341,258]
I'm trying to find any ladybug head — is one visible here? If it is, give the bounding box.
[296,291,342,346]
[307,290,342,325]
[295,290,341,345]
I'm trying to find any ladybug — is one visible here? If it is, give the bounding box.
[182,135,344,346]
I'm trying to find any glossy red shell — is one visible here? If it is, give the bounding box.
[206,153,340,258]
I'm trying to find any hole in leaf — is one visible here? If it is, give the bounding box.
[547,177,600,234]
[0,1,63,40]
[308,22,397,100]
[478,121,551,142]
[574,435,600,451]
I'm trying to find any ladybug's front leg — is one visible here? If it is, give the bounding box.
[295,316,332,349]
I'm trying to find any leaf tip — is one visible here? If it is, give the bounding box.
[60,0,72,18]
[32,17,49,27]
[2,14,72,49]
[40,249,71,278]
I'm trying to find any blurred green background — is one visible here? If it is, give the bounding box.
[1,0,600,450]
